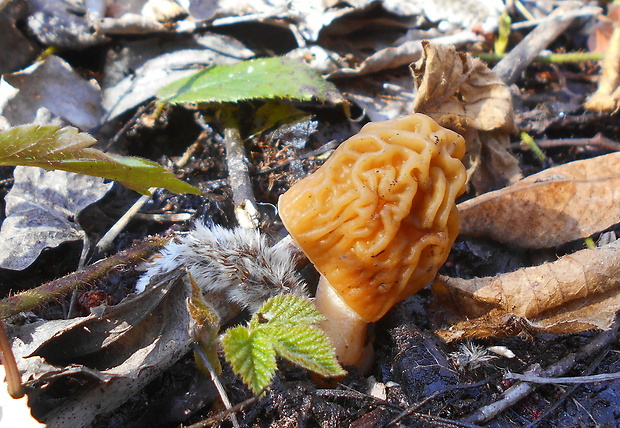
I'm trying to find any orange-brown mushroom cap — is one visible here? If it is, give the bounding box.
[278,114,467,322]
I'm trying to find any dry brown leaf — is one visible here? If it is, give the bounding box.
[584,6,620,112]
[412,41,513,131]
[9,271,236,428]
[471,131,522,193]
[459,152,620,248]
[432,238,620,342]
[411,41,521,193]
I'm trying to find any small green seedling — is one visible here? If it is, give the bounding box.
[221,294,346,395]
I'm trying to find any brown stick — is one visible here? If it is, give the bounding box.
[0,320,23,398]
[511,134,620,152]
[493,5,601,84]
[0,236,169,319]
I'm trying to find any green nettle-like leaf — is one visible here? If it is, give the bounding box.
[157,56,344,105]
[222,326,277,395]
[268,325,346,378]
[221,295,346,395]
[0,125,201,195]
[249,294,324,328]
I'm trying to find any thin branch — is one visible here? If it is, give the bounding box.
[493,5,601,84]
[510,134,620,152]
[0,320,23,398]
[407,413,484,428]
[388,377,498,426]
[95,189,156,254]
[0,236,169,319]
[462,324,619,425]
[191,342,240,428]
[224,122,260,229]
[95,127,207,255]
[584,23,620,112]
[505,369,620,384]
[182,394,260,428]
[524,348,609,428]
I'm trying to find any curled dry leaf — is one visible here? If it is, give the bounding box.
[411,41,521,193]
[433,238,620,342]
[10,271,210,428]
[459,152,620,249]
[0,167,113,271]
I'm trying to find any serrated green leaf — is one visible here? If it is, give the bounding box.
[221,326,277,395]
[249,294,324,329]
[222,295,346,394]
[157,57,344,105]
[0,125,200,195]
[269,325,347,378]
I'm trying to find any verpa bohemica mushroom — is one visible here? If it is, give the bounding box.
[278,113,467,369]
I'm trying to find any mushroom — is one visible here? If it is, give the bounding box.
[278,114,467,369]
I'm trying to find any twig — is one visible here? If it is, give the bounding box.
[191,342,240,428]
[0,320,23,398]
[404,413,484,428]
[505,370,620,384]
[524,348,609,428]
[100,101,154,152]
[133,212,193,222]
[177,129,208,168]
[387,377,498,426]
[219,108,260,229]
[493,5,601,84]
[510,2,602,30]
[182,395,260,428]
[94,189,156,255]
[95,129,207,254]
[478,51,605,65]
[462,325,619,424]
[313,387,403,413]
[510,134,620,152]
[96,108,207,255]
[0,236,169,319]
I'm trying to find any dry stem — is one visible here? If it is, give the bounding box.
[0,236,169,319]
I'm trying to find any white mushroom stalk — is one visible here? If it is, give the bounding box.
[314,276,373,370]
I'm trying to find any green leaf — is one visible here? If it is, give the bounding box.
[222,295,345,394]
[157,56,344,105]
[249,294,324,329]
[0,125,200,195]
[221,326,277,395]
[268,325,346,378]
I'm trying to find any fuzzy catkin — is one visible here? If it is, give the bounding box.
[135,223,306,312]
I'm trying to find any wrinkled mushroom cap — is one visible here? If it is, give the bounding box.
[279,114,467,322]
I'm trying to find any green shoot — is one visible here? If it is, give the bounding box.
[221,295,346,395]
[495,10,511,56]
[520,131,546,163]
